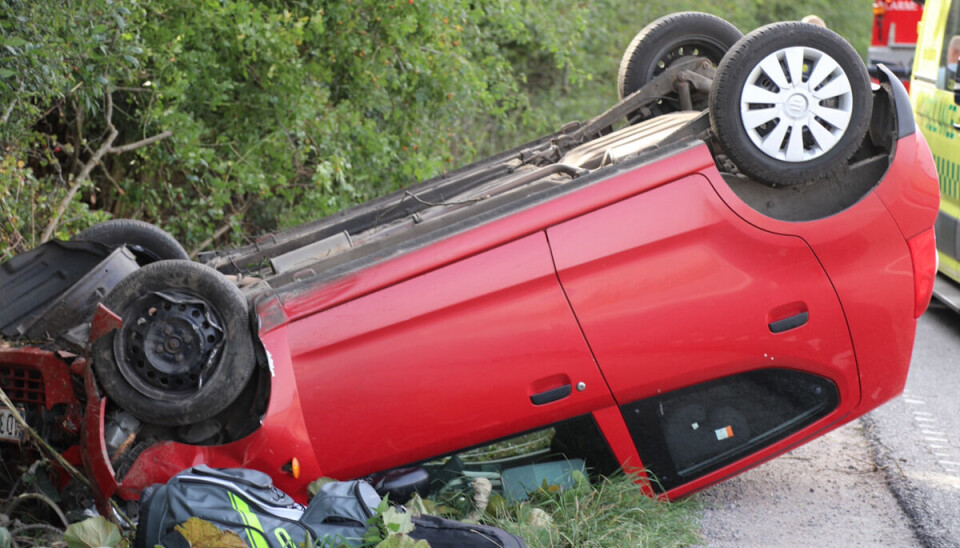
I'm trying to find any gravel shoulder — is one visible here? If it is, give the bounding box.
[694,419,920,547]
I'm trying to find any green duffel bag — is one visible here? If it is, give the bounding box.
[135,465,378,548]
[135,465,527,548]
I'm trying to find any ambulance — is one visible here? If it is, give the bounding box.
[912,0,960,305]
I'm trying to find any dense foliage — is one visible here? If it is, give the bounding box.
[0,0,871,259]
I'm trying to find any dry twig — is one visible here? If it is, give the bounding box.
[0,387,91,491]
[40,91,172,242]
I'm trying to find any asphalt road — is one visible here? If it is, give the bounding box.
[696,420,919,546]
[865,301,960,547]
[696,302,960,547]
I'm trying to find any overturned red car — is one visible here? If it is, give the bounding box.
[0,14,940,514]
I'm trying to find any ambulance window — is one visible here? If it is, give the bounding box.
[938,2,960,90]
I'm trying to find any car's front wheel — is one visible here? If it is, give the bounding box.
[92,260,255,426]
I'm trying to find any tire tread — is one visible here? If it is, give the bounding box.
[709,22,872,187]
[92,260,255,426]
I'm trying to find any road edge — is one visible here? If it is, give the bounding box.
[861,413,947,548]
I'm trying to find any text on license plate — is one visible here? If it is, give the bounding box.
[0,407,24,442]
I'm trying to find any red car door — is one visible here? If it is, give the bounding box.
[546,173,859,415]
[286,232,616,479]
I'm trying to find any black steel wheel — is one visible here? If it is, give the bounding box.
[92,260,255,426]
[709,22,872,186]
[73,219,189,265]
[617,12,742,109]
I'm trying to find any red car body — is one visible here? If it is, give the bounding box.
[28,68,928,509]
[0,58,940,513]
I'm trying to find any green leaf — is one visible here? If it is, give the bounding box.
[0,527,12,548]
[0,69,15,79]
[404,493,431,516]
[64,516,123,548]
[485,493,508,517]
[1,37,27,47]
[375,535,430,548]
[382,506,414,536]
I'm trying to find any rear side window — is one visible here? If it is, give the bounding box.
[621,369,838,492]
[938,1,960,90]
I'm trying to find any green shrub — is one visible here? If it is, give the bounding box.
[0,0,869,260]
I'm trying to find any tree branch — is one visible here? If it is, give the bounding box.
[0,386,92,491]
[40,105,117,241]
[70,97,83,176]
[108,129,172,153]
[40,91,173,242]
[98,161,126,196]
[190,199,254,257]
[1,82,23,124]
[1,98,15,124]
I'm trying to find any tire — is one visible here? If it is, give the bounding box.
[617,12,742,104]
[709,22,872,187]
[92,260,255,426]
[73,219,189,265]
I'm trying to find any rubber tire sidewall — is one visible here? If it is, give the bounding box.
[73,219,189,264]
[709,22,873,187]
[618,12,743,99]
[93,260,255,426]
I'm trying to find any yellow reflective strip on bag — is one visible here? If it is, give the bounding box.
[228,492,271,548]
[274,528,298,548]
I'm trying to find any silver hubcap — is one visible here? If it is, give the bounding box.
[739,46,853,162]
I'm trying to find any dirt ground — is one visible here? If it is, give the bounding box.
[694,419,920,547]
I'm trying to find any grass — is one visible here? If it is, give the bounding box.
[410,422,702,547]
[479,472,702,548]
[459,429,556,462]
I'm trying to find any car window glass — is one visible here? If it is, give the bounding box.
[370,415,620,506]
[938,0,960,90]
[621,369,839,492]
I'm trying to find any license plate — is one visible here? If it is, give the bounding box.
[0,407,25,443]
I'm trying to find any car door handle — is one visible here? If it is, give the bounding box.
[769,311,809,333]
[530,384,572,405]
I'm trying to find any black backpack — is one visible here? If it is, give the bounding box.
[135,465,526,548]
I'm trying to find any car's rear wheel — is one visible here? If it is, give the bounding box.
[618,12,742,111]
[73,219,189,265]
[709,22,872,187]
[92,260,255,426]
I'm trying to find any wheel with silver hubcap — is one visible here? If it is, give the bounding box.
[709,22,872,186]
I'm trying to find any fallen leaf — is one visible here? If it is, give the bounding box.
[175,517,249,548]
